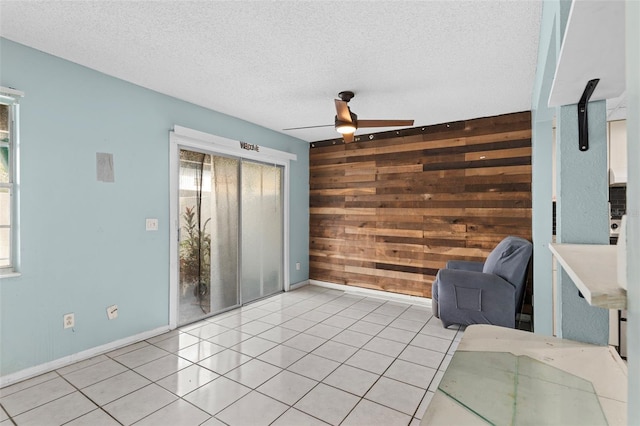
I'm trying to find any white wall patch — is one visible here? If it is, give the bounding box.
[96,152,115,182]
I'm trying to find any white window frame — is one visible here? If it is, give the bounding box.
[0,87,24,277]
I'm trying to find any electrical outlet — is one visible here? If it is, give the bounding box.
[296,262,301,271]
[145,218,158,231]
[107,304,118,320]
[63,313,75,329]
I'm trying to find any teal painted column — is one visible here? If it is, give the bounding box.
[556,100,609,345]
[531,117,554,335]
[530,1,557,335]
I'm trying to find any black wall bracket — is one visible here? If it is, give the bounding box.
[577,79,600,152]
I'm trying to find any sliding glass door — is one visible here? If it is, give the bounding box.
[178,149,283,325]
[178,151,240,324]
[241,161,284,304]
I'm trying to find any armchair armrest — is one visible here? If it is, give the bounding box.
[434,269,517,328]
[445,260,484,272]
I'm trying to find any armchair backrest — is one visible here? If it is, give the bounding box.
[482,236,532,289]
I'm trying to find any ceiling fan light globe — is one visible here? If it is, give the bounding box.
[336,123,356,134]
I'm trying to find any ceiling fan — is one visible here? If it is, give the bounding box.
[284,91,414,143]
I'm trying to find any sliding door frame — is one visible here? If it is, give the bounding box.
[169,126,296,329]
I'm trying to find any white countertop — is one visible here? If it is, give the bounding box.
[422,325,628,426]
[548,243,626,309]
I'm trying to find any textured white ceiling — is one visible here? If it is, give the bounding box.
[0,1,542,143]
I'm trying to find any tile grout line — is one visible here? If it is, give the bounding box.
[275,292,450,424]
[58,339,207,426]
[3,286,457,426]
[0,403,17,426]
[204,290,434,424]
[202,324,326,423]
[294,296,448,424]
[55,370,124,426]
[1,372,98,424]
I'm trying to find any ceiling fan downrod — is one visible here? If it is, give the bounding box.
[338,91,355,103]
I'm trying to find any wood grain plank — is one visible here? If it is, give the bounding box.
[464,147,532,162]
[310,188,376,196]
[465,165,531,177]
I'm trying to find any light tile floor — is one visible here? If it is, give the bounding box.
[0,285,463,426]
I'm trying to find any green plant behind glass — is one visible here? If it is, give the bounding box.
[180,205,211,301]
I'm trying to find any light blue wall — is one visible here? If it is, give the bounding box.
[625,0,639,421]
[0,38,310,377]
[556,101,609,344]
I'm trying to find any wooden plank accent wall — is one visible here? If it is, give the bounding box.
[309,111,532,298]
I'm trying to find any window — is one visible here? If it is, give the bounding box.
[0,87,23,275]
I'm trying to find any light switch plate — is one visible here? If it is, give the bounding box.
[146,218,158,231]
[107,305,118,320]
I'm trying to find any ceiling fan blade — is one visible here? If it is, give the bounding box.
[334,99,353,123]
[343,133,355,143]
[357,119,414,128]
[282,124,333,131]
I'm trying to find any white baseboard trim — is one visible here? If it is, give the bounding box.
[1,281,429,388]
[0,325,170,388]
[288,279,310,291]
[309,280,432,307]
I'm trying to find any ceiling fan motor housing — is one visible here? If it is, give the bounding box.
[335,112,358,132]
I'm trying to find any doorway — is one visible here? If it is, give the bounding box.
[176,148,284,326]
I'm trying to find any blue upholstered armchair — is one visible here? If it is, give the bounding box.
[431,236,533,329]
